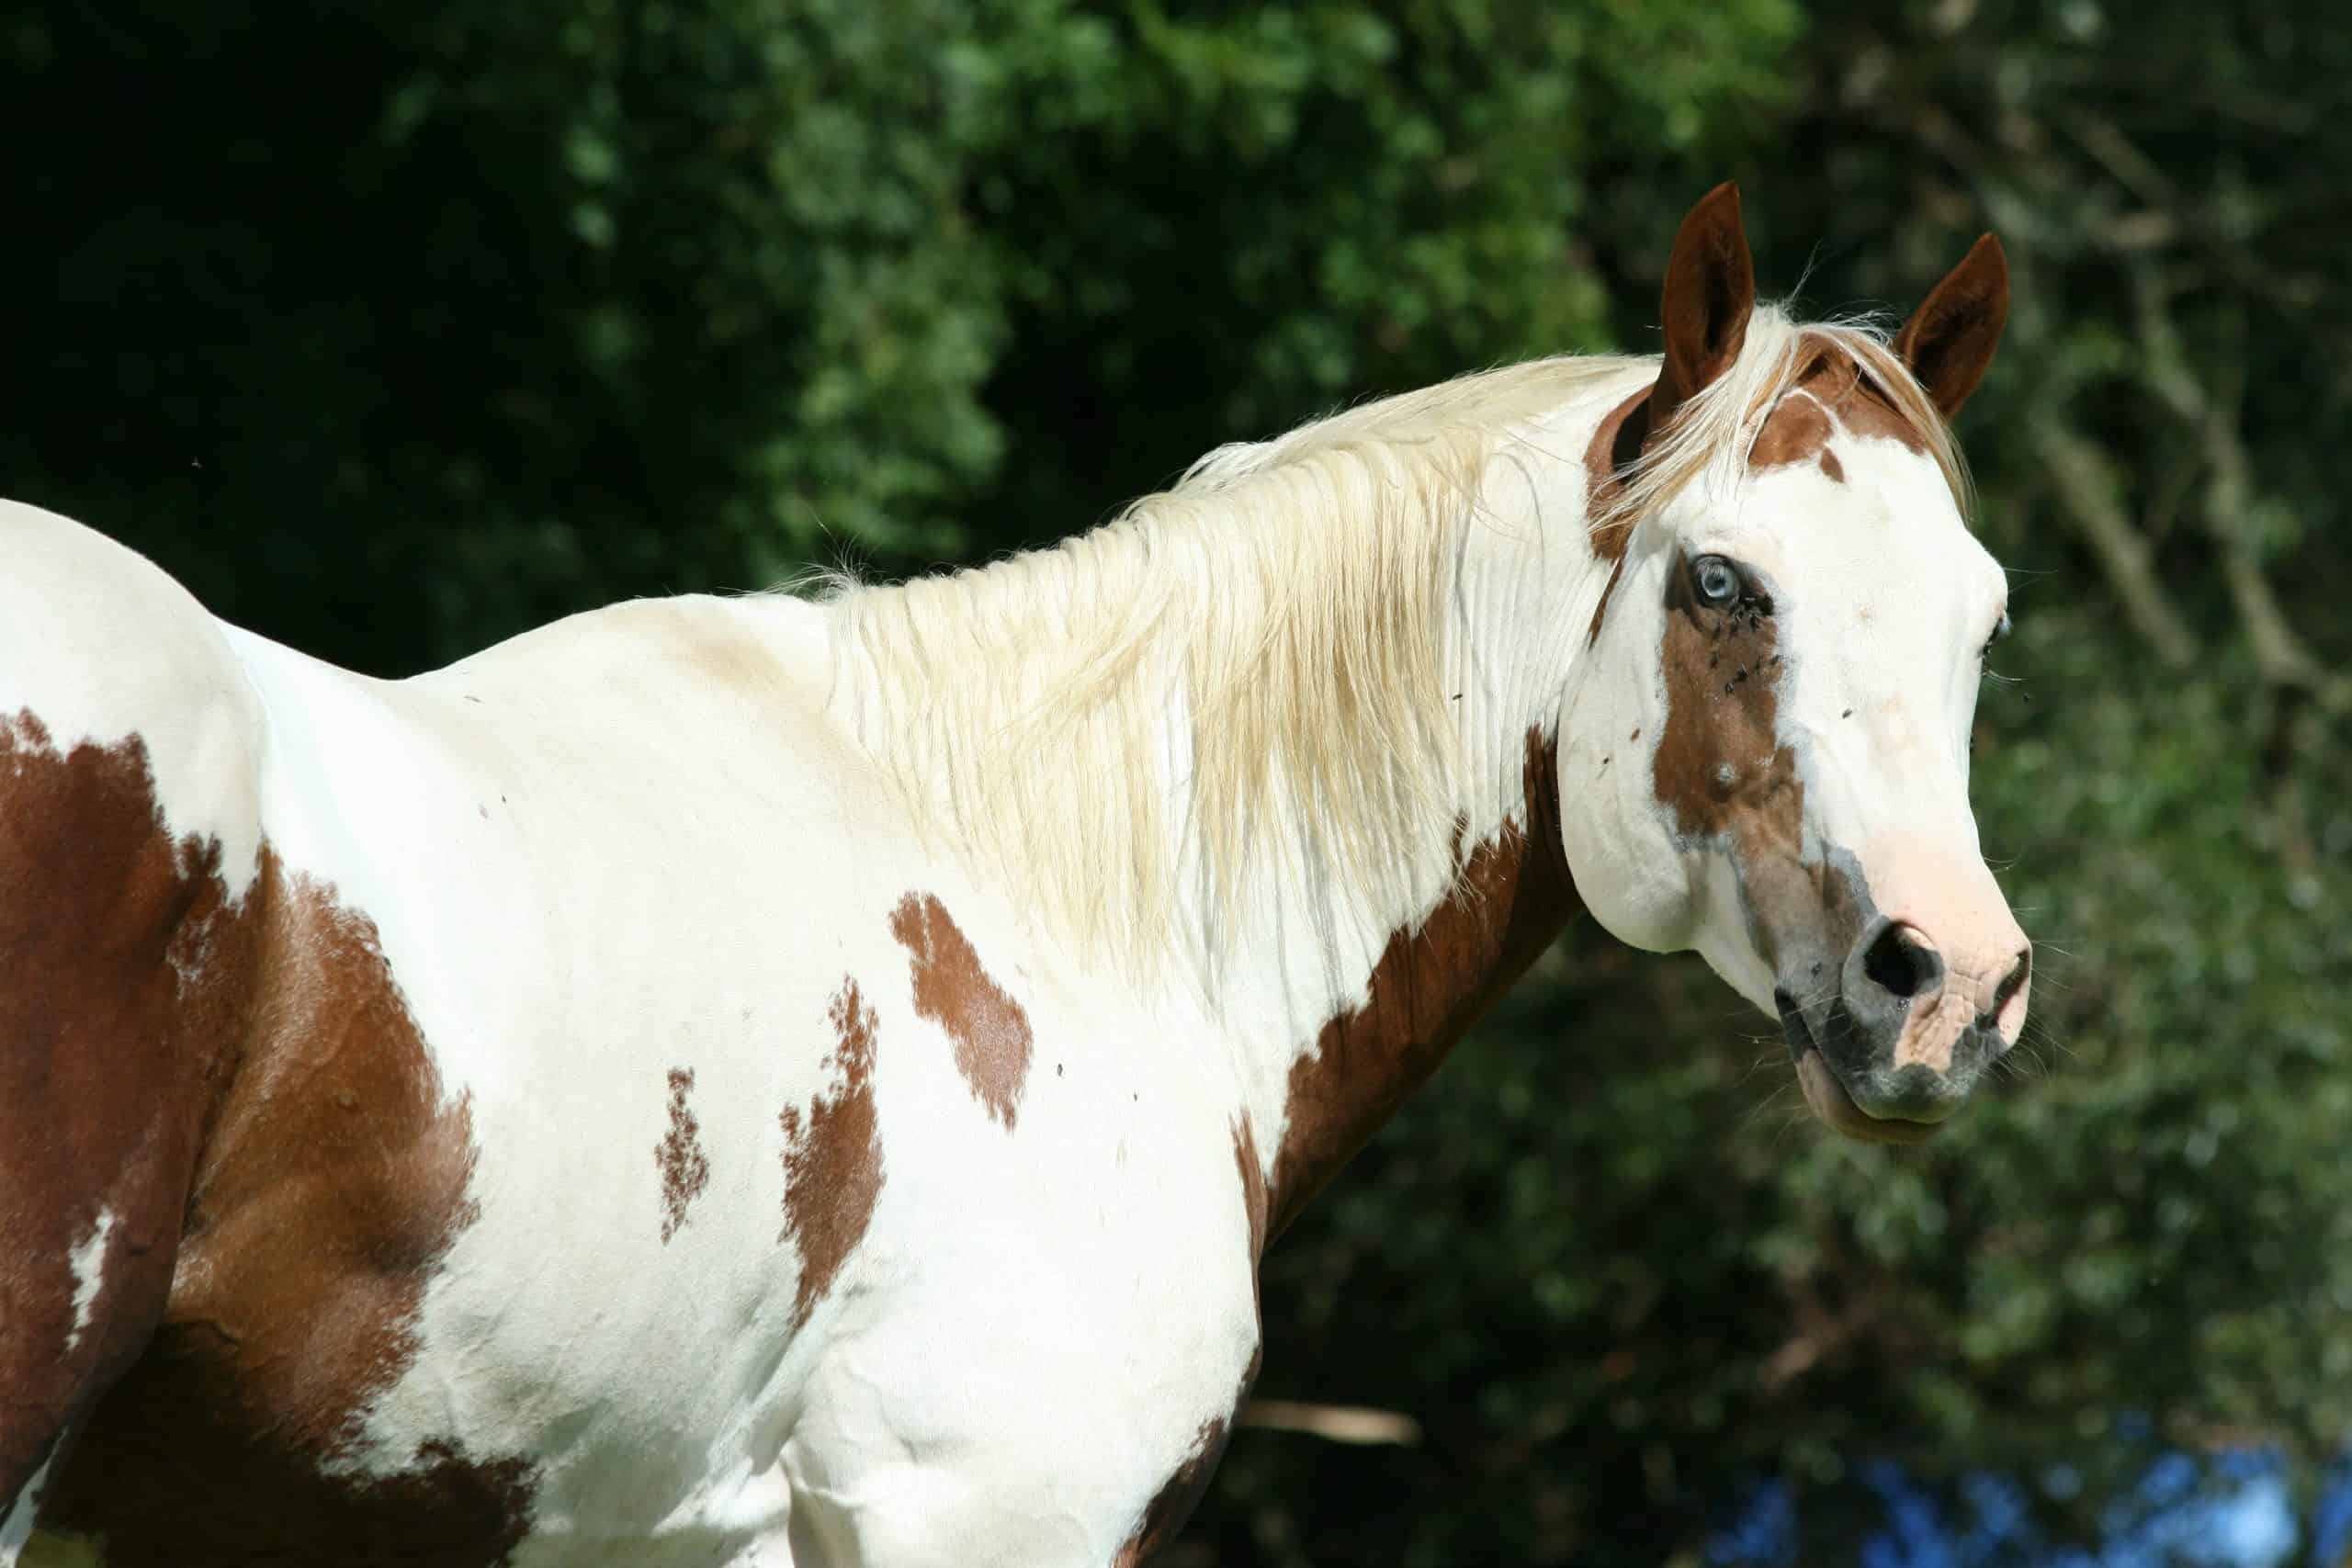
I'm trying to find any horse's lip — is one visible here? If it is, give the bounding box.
[1774,990,1942,1146]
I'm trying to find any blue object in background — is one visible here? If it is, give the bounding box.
[1708,1448,2322,1567]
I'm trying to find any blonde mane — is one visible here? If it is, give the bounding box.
[811,305,1962,974]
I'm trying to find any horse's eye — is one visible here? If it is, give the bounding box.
[1982,612,2011,659]
[1694,555,1741,607]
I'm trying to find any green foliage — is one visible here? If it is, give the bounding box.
[7,1,2348,1562]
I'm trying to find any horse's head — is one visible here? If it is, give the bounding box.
[1563,185,2027,1143]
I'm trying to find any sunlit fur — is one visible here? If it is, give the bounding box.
[805,306,1964,977]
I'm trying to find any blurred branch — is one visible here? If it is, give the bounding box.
[1238,1400,1422,1446]
[2130,269,2352,712]
[2030,423,2201,669]
[2063,110,2324,309]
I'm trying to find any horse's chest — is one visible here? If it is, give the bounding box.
[767,1020,1273,1565]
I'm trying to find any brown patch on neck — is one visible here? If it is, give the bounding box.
[42,773,532,1562]
[778,978,887,1331]
[655,1068,711,1244]
[1233,1116,1270,1270]
[1267,729,1581,1239]
[888,892,1033,1130]
[1748,347,1930,480]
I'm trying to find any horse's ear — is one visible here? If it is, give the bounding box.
[1894,233,2009,419]
[1648,182,1757,432]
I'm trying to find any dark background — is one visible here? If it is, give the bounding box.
[7,2,2349,1562]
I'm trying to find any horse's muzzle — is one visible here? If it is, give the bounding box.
[1776,915,2028,1141]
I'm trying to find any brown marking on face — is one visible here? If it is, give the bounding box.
[1747,388,1836,474]
[1747,346,1934,485]
[1833,368,1932,455]
[25,712,533,1561]
[655,1067,710,1244]
[888,892,1032,1130]
[1649,554,1800,846]
[778,978,886,1331]
[1645,555,1861,983]
[1268,729,1581,1238]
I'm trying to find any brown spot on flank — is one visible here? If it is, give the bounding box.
[0,713,263,1506]
[655,1067,710,1244]
[33,715,533,1562]
[1269,729,1582,1238]
[779,978,886,1331]
[889,892,1033,1130]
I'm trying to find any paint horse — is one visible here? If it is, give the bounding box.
[4,184,2030,1565]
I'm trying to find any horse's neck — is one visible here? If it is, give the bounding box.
[1256,727,1579,1237]
[1213,440,1609,1237]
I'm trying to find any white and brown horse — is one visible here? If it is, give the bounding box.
[3,185,2028,1565]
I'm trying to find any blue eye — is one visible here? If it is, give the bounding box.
[1694,555,1740,606]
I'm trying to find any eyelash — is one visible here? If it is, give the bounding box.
[1981,613,2011,660]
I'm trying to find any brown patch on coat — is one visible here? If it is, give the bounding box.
[25,709,532,1562]
[0,713,260,1509]
[889,892,1032,1130]
[655,1067,711,1244]
[778,978,887,1331]
[1748,346,1935,484]
[1268,729,1581,1238]
[1233,1116,1270,1270]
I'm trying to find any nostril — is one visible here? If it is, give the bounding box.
[1988,946,2030,1022]
[1860,921,1943,1001]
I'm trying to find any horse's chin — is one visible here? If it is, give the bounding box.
[1792,1048,1943,1146]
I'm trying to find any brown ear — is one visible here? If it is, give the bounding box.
[1894,233,2009,419]
[1647,182,1757,432]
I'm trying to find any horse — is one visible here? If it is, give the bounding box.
[2,183,2029,1566]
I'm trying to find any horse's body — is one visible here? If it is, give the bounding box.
[5,513,1293,1565]
[5,187,2031,1565]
